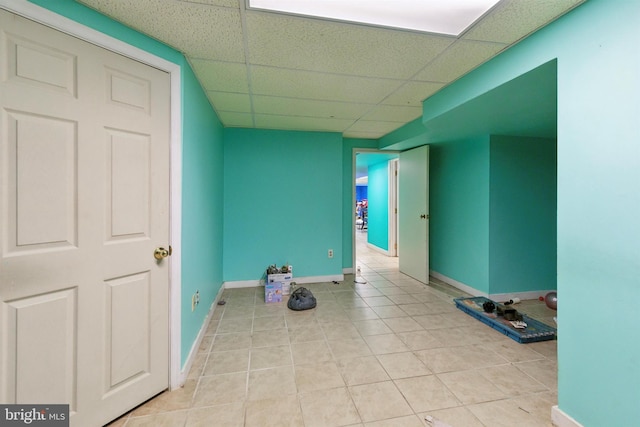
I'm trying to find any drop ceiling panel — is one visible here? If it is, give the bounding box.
[217,111,254,127]
[190,60,250,92]
[414,40,506,83]
[206,92,252,113]
[78,0,585,138]
[252,96,373,120]
[382,81,445,106]
[245,12,455,79]
[463,0,584,43]
[346,120,404,135]
[344,130,385,139]
[179,0,239,7]
[80,0,245,61]
[360,105,422,123]
[254,114,352,132]
[250,66,405,104]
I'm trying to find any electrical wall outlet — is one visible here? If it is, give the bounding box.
[328,249,334,258]
[191,290,200,312]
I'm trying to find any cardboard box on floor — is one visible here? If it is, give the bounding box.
[265,282,283,303]
[267,272,293,296]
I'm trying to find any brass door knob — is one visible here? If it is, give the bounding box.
[154,246,171,260]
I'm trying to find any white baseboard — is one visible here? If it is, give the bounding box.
[490,290,556,303]
[552,406,583,427]
[367,242,390,256]
[224,274,345,289]
[429,270,556,303]
[343,267,354,275]
[178,285,225,386]
[430,271,487,297]
[294,274,345,284]
[224,279,262,289]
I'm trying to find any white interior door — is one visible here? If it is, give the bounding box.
[398,145,429,283]
[0,11,171,426]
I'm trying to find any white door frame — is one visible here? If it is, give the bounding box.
[0,0,184,390]
[388,159,399,257]
[351,148,400,270]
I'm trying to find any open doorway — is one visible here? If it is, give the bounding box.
[352,149,399,275]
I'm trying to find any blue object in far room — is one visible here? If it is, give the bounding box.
[454,297,556,343]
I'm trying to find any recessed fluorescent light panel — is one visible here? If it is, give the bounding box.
[247,0,501,36]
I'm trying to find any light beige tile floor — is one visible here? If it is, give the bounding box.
[108,229,558,427]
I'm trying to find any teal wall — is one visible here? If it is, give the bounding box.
[342,139,379,270]
[28,0,225,368]
[223,129,343,280]
[180,65,224,366]
[429,135,557,297]
[379,117,428,151]
[429,137,491,294]
[367,160,389,251]
[551,1,640,424]
[489,136,557,294]
[419,0,640,424]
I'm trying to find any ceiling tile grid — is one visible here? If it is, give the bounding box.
[205,91,251,113]
[78,0,585,138]
[462,0,585,43]
[217,110,254,127]
[360,105,423,123]
[381,81,446,107]
[254,114,353,133]
[178,0,239,8]
[346,119,406,136]
[249,66,405,105]
[251,96,373,120]
[189,59,250,92]
[82,0,246,61]
[245,11,455,80]
[346,131,386,140]
[413,39,507,83]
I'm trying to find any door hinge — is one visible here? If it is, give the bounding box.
[394,243,397,249]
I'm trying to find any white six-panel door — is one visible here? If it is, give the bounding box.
[0,10,171,426]
[398,145,429,283]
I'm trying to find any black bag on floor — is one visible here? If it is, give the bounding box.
[287,287,317,311]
